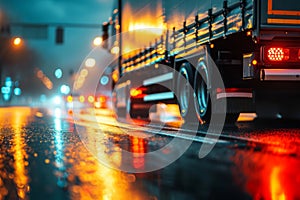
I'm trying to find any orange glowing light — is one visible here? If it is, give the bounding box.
[130,136,146,169]
[268,0,300,16]
[267,18,300,25]
[132,137,139,145]
[252,59,258,65]
[112,70,119,83]
[99,96,106,103]
[231,131,300,200]
[6,108,31,199]
[130,88,143,97]
[68,109,73,115]
[35,69,53,90]
[128,23,165,34]
[270,167,286,200]
[37,70,43,79]
[35,112,43,118]
[13,37,22,46]
[122,2,165,53]
[64,130,144,200]
[237,113,257,122]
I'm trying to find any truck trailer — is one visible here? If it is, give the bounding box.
[103,0,300,124]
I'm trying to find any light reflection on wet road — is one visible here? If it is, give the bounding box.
[0,107,300,199]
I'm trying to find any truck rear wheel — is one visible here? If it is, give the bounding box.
[194,61,211,124]
[176,63,197,122]
[194,61,240,124]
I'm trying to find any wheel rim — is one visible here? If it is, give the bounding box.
[179,68,190,116]
[197,79,208,117]
[195,62,209,119]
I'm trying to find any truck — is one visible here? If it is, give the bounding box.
[103,0,300,124]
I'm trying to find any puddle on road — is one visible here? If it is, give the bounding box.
[1,107,300,200]
[231,148,300,200]
[0,107,154,200]
[0,107,33,199]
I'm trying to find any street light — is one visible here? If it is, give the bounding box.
[12,37,22,47]
[0,36,25,97]
[93,36,102,47]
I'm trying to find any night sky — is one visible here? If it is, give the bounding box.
[0,0,113,100]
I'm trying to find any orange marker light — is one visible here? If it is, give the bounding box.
[13,37,22,47]
[130,88,143,97]
[99,96,106,103]
[252,59,258,66]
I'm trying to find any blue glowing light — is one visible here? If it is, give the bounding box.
[3,93,10,101]
[1,86,10,94]
[5,77,13,87]
[60,85,70,95]
[100,75,109,85]
[54,68,63,79]
[14,88,21,96]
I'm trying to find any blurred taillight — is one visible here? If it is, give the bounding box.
[267,47,290,62]
[99,96,106,103]
[252,59,258,66]
[298,49,300,60]
[130,88,143,97]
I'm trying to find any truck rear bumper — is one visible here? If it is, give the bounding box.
[260,69,300,81]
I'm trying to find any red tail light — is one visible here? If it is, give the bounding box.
[130,88,146,98]
[298,49,300,60]
[267,47,290,62]
[98,96,106,103]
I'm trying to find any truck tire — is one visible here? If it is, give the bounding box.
[194,61,239,124]
[176,63,197,122]
[194,61,211,124]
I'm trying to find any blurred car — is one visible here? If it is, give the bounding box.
[94,95,108,109]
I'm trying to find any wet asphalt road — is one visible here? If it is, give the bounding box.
[0,107,300,200]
